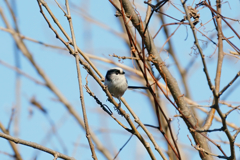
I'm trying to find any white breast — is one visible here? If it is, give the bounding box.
[104,74,128,99]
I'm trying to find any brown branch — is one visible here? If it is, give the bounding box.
[224,105,240,118]
[0,122,22,160]
[38,0,104,81]
[0,27,67,51]
[201,1,237,159]
[187,135,228,159]
[64,0,98,159]
[202,0,224,133]
[31,113,70,159]
[2,3,113,159]
[84,85,131,131]
[156,4,197,129]
[79,57,157,160]
[181,1,216,96]
[185,98,239,130]
[0,132,75,160]
[121,98,167,160]
[116,1,181,158]
[120,0,219,159]
[233,128,240,141]
[37,1,158,159]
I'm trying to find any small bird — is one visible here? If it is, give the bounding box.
[104,67,128,107]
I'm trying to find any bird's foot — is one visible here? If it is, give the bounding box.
[114,102,123,116]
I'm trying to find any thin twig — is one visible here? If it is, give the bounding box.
[0,60,45,85]
[6,108,15,132]
[0,27,67,50]
[84,85,131,131]
[181,0,215,95]
[39,0,104,80]
[218,71,240,97]
[113,125,140,160]
[64,0,98,159]
[224,105,240,118]
[121,98,168,160]
[187,135,228,159]
[233,128,240,141]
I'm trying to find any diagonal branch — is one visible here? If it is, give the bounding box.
[0,131,75,160]
[218,71,240,97]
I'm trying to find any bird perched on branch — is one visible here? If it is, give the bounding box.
[104,67,128,107]
[104,67,148,109]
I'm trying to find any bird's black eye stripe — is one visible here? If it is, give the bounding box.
[107,69,124,75]
[105,69,125,81]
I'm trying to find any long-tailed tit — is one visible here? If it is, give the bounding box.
[104,67,148,108]
[104,67,128,107]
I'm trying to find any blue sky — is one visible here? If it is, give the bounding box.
[0,0,240,160]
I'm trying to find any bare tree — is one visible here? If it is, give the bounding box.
[0,0,240,160]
